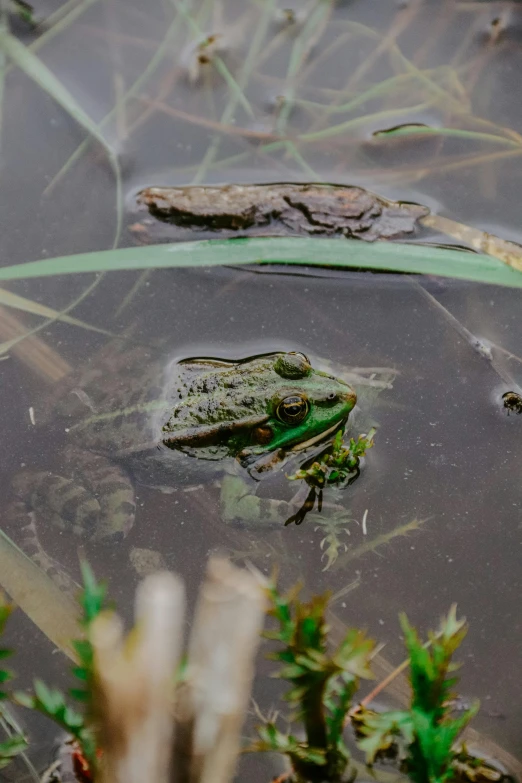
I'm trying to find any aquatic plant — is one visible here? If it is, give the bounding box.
[250,581,375,782]
[284,427,376,525]
[289,428,377,491]
[0,569,512,783]
[354,606,479,783]
[14,562,109,770]
[0,596,27,767]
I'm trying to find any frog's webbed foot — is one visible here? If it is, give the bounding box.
[5,500,80,594]
[220,474,296,526]
[12,447,135,541]
[64,448,136,540]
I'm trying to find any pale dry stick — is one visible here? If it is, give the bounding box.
[421,213,522,273]
[356,147,522,188]
[135,96,279,141]
[176,557,266,783]
[0,305,71,382]
[274,0,334,135]
[411,0,455,69]
[92,572,185,783]
[302,1,424,142]
[187,0,277,184]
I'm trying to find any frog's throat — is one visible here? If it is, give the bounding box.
[290,420,343,452]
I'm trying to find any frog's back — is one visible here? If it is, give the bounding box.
[40,342,173,456]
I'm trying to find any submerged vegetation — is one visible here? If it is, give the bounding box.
[355,608,479,783]
[0,0,521,339]
[0,565,513,783]
[0,1,520,781]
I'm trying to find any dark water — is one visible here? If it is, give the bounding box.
[0,0,521,779]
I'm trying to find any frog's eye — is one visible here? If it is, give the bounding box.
[274,353,312,379]
[276,395,309,424]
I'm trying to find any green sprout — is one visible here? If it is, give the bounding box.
[249,581,375,782]
[289,428,377,492]
[0,596,28,769]
[285,428,376,525]
[14,561,111,771]
[354,606,479,783]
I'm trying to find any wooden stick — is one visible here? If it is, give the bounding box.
[91,572,185,783]
[0,305,71,383]
[175,557,266,783]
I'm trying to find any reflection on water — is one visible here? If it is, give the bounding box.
[2,0,522,259]
[1,267,521,776]
[0,0,522,777]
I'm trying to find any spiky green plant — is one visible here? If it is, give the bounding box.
[0,596,28,768]
[14,561,111,770]
[289,428,377,492]
[250,582,375,782]
[355,606,478,783]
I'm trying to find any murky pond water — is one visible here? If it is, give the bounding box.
[0,0,521,779]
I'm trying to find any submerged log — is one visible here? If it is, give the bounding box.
[89,558,265,783]
[175,557,266,783]
[91,572,185,783]
[134,183,429,243]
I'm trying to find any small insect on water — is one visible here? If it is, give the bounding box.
[502,390,522,415]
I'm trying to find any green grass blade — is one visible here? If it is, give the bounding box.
[0,528,79,660]
[0,29,122,247]
[0,30,110,154]
[0,287,111,335]
[0,238,520,287]
[372,124,521,148]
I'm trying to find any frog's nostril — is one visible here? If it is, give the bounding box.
[343,389,357,406]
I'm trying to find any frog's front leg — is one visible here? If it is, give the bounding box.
[12,446,135,541]
[219,474,305,525]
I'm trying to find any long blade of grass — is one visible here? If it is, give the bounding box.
[42,4,187,196]
[0,287,111,334]
[171,0,254,119]
[0,528,79,659]
[0,29,122,247]
[0,30,112,158]
[0,0,7,154]
[0,274,104,355]
[372,124,522,148]
[0,237,520,287]
[0,703,40,783]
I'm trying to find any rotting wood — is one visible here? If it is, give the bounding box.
[0,305,71,382]
[135,182,522,276]
[89,559,265,783]
[91,572,185,783]
[421,214,522,273]
[134,183,429,243]
[175,557,266,783]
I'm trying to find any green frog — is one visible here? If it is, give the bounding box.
[12,345,357,545]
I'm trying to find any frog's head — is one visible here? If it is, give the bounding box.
[161,352,356,467]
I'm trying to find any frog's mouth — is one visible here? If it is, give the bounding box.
[290,420,343,452]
